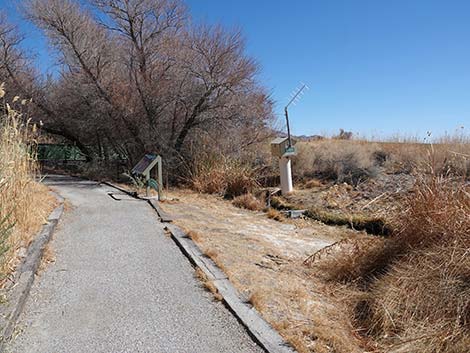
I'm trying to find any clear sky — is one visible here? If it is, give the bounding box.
[2,0,470,138]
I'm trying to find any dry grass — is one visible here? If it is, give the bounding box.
[381,135,470,177]
[295,137,470,185]
[294,140,381,185]
[202,247,229,274]
[163,139,470,353]
[305,208,391,235]
[305,167,470,352]
[191,155,259,198]
[302,178,324,189]
[232,193,265,211]
[266,208,285,222]
[160,189,362,353]
[186,230,201,243]
[0,87,56,283]
[38,243,56,273]
[194,268,223,301]
[304,237,389,283]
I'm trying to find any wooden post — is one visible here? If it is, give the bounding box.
[156,156,163,201]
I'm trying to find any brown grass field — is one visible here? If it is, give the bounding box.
[172,135,470,353]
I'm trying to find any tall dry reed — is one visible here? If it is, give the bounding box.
[0,84,55,282]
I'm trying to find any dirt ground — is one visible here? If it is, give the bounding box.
[161,189,369,353]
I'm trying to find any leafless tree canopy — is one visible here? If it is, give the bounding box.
[0,0,273,173]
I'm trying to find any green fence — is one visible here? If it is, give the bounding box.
[37,144,86,161]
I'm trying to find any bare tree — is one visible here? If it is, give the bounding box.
[0,11,97,159]
[5,0,273,174]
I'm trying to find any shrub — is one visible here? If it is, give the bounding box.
[295,135,470,181]
[232,194,265,211]
[191,155,259,198]
[333,128,353,140]
[266,208,285,221]
[269,196,295,210]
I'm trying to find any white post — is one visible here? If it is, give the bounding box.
[279,156,293,195]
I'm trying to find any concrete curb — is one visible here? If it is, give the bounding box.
[164,224,297,353]
[101,181,138,198]
[103,182,296,353]
[146,199,173,222]
[102,182,173,222]
[0,193,64,348]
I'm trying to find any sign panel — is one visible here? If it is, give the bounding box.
[283,146,297,157]
[132,154,158,175]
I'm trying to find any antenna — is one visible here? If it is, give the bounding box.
[285,83,309,147]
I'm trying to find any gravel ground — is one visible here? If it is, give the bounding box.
[6,176,263,353]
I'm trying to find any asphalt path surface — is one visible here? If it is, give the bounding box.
[7,176,264,353]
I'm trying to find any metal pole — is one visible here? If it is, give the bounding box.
[285,107,292,148]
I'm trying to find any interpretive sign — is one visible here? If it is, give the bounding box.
[131,153,163,200]
[132,154,158,176]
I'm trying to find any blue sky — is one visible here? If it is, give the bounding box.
[3,0,470,138]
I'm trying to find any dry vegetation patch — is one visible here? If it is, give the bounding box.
[232,193,265,211]
[0,91,56,284]
[163,136,469,352]
[285,138,469,237]
[161,189,367,352]
[305,173,470,352]
[294,140,382,185]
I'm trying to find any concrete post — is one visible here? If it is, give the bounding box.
[279,156,293,195]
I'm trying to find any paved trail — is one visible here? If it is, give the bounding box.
[7,176,263,353]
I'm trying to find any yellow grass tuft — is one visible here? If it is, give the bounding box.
[266,208,285,222]
[195,268,223,301]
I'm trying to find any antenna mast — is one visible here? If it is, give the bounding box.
[285,84,308,147]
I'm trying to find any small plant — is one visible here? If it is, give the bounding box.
[266,208,285,222]
[232,194,265,211]
[122,172,146,189]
